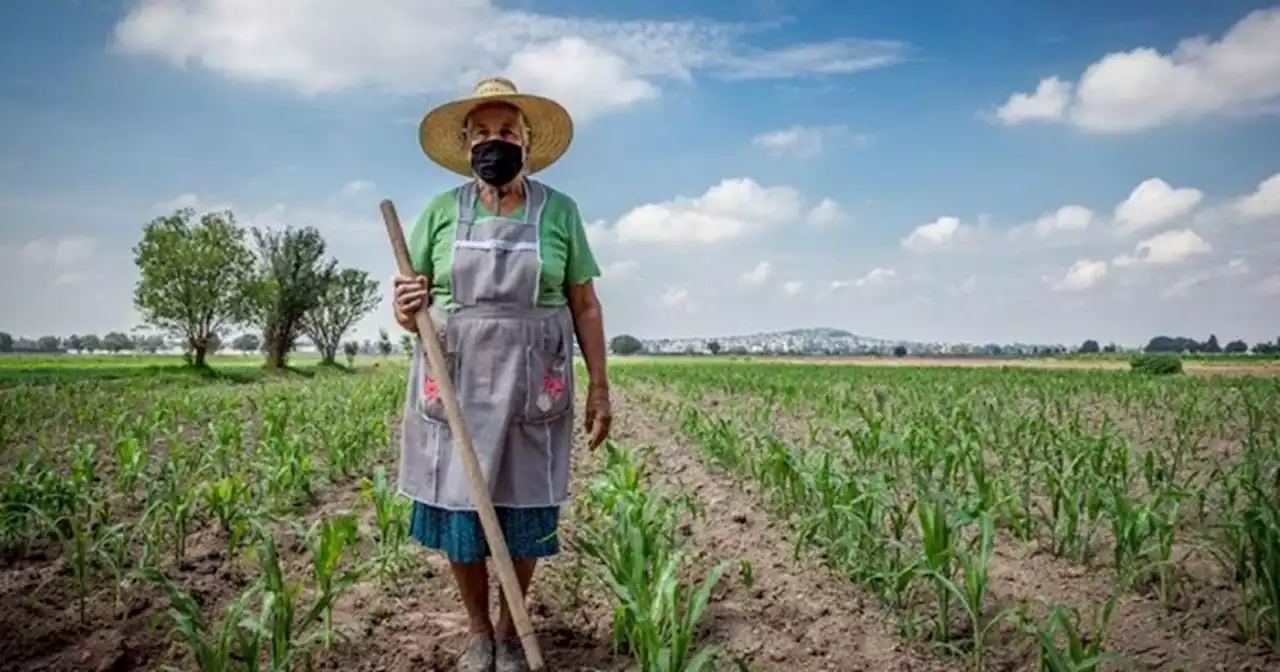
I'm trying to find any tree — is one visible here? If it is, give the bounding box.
[37,335,61,352]
[1078,339,1100,354]
[1224,339,1248,354]
[245,226,336,370]
[81,334,101,353]
[231,333,262,354]
[707,340,722,355]
[610,334,644,355]
[377,328,393,357]
[102,331,133,353]
[65,334,83,353]
[1203,334,1222,354]
[0,332,11,353]
[303,268,380,365]
[133,334,166,353]
[400,333,414,357]
[133,208,255,368]
[892,345,908,357]
[343,341,359,367]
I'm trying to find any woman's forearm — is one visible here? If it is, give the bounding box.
[572,302,608,389]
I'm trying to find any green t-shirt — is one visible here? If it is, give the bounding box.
[408,184,601,308]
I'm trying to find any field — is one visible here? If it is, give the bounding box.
[2,355,1280,671]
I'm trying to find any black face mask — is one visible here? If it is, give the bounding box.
[470,139,525,187]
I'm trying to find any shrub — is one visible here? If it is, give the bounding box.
[1129,353,1183,375]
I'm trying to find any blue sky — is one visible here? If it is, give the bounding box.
[2,0,1279,347]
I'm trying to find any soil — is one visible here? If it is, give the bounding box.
[3,373,1278,671]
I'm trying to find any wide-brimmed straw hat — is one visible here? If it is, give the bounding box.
[418,77,574,177]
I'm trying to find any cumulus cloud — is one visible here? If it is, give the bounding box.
[739,261,773,286]
[991,7,1280,132]
[1113,229,1212,267]
[112,0,906,122]
[750,124,863,158]
[1050,259,1108,292]
[901,216,972,251]
[1010,204,1094,240]
[1233,172,1280,219]
[1113,178,1203,235]
[657,286,697,312]
[806,198,852,228]
[610,177,845,245]
[340,180,375,197]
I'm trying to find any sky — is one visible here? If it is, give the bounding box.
[1,0,1279,348]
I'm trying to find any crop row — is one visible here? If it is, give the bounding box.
[612,362,1280,669]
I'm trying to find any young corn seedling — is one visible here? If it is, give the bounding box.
[301,512,365,649]
[148,569,263,672]
[360,467,413,584]
[1015,593,1119,672]
[202,474,253,558]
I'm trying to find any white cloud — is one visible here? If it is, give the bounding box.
[657,286,696,312]
[901,216,971,251]
[1113,178,1203,234]
[112,0,906,122]
[1051,259,1108,292]
[751,124,851,158]
[993,76,1072,125]
[613,177,835,245]
[602,259,640,279]
[15,236,97,267]
[340,180,375,197]
[1233,172,1280,219]
[1113,228,1212,266]
[990,8,1280,132]
[739,261,772,286]
[806,198,852,228]
[1222,258,1250,276]
[782,280,804,296]
[855,267,896,288]
[1012,204,1094,239]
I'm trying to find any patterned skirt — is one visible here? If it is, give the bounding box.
[409,501,561,564]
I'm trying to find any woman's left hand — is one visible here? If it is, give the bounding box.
[584,383,612,449]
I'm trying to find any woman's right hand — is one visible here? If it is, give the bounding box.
[393,274,430,329]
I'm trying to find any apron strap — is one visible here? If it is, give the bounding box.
[456,181,478,228]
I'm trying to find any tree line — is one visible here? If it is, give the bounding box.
[0,207,385,369]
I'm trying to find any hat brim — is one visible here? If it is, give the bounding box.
[419,93,574,177]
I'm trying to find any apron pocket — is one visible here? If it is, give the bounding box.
[417,331,456,425]
[521,346,571,424]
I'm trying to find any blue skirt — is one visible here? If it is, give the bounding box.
[409,501,561,564]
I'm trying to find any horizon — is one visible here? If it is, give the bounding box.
[2,1,1279,346]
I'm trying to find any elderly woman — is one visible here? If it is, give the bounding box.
[392,77,613,672]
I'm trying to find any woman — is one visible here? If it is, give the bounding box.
[391,77,613,672]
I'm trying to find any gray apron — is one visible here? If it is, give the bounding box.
[398,179,576,511]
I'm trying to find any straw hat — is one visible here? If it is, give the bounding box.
[418,77,574,177]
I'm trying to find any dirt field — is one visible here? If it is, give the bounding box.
[2,360,1279,670]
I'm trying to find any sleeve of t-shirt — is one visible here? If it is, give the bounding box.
[563,197,602,285]
[408,191,453,277]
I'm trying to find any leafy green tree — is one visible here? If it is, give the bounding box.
[1078,339,1100,354]
[231,333,262,354]
[304,268,380,365]
[102,331,133,353]
[707,340,722,355]
[610,334,643,355]
[37,335,61,352]
[400,333,414,357]
[65,334,83,352]
[133,208,255,368]
[0,332,12,353]
[343,341,359,367]
[1203,334,1222,354]
[377,328,393,357]
[1225,339,1249,354]
[245,226,336,370]
[80,334,101,353]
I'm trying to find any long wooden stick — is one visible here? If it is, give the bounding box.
[379,199,545,670]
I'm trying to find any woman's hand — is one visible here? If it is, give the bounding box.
[393,274,430,330]
[584,382,612,449]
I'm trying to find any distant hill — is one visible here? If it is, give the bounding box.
[770,327,860,340]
